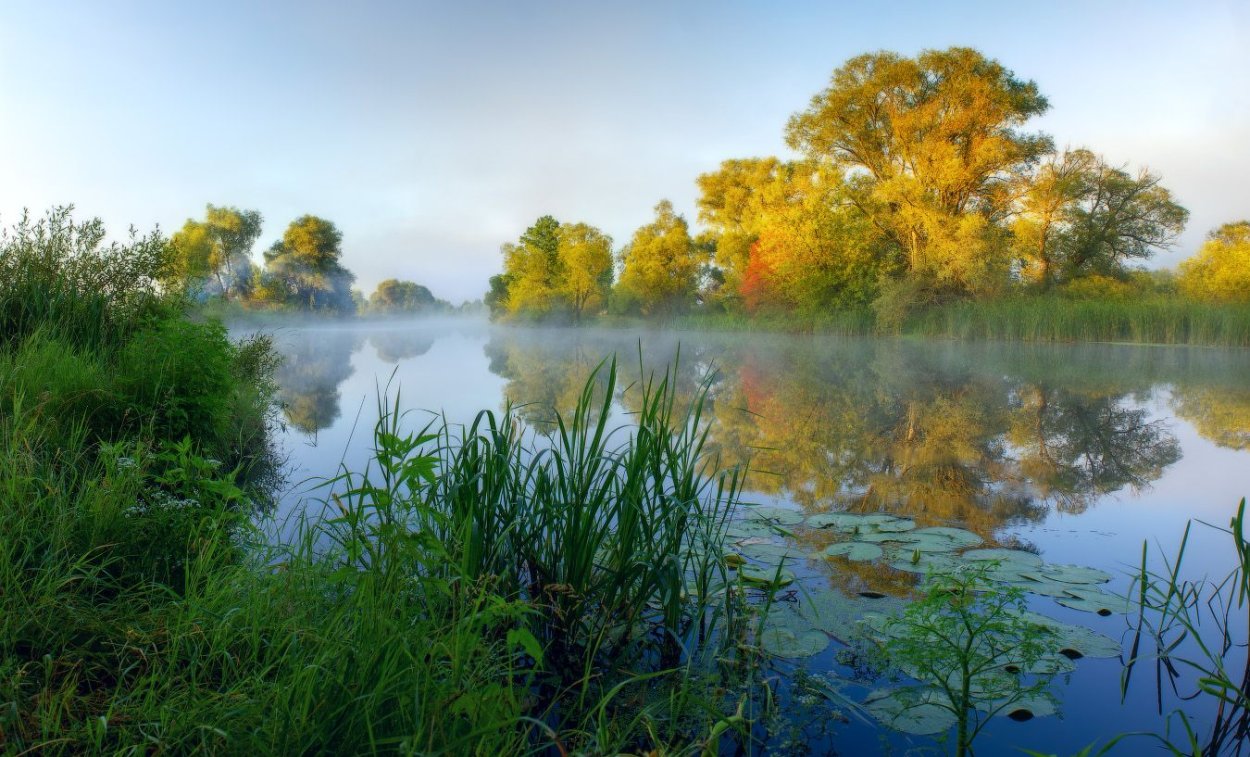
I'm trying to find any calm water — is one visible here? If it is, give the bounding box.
[253,318,1250,754]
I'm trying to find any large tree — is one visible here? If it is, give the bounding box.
[555,222,613,322]
[616,200,705,315]
[168,204,262,298]
[785,47,1052,294]
[1013,149,1187,286]
[261,215,356,313]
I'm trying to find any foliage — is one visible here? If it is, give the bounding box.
[875,565,1060,756]
[260,215,356,313]
[786,47,1051,295]
[494,215,614,322]
[1123,499,1250,755]
[1179,221,1250,303]
[168,204,263,298]
[1013,149,1187,287]
[616,200,706,316]
[0,206,172,350]
[366,277,449,314]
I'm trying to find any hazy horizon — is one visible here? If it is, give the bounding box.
[2,0,1247,303]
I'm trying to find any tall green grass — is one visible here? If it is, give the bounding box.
[904,297,1250,346]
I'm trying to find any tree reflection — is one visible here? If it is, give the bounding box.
[370,329,436,363]
[481,332,1187,538]
[1171,386,1250,450]
[273,329,362,433]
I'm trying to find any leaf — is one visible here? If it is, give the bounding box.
[760,626,830,658]
[822,541,884,562]
[507,627,544,666]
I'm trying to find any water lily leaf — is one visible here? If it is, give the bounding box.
[856,530,925,544]
[744,505,805,526]
[886,552,960,574]
[911,526,983,548]
[1039,564,1113,585]
[726,519,780,539]
[1014,611,1122,659]
[723,552,747,568]
[760,626,829,658]
[961,548,1043,568]
[991,693,1058,721]
[1003,579,1079,598]
[863,688,957,736]
[1054,587,1127,616]
[822,542,884,562]
[738,541,806,562]
[741,565,796,588]
[806,512,864,529]
[872,518,917,533]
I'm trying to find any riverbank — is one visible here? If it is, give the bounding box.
[648,296,1250,347]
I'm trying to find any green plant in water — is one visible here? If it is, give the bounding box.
[1123,498,1250,755]
[871,563,1061,757]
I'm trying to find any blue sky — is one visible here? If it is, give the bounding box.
[2,0,1246,302]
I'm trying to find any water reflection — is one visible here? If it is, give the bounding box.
[272,328,363,433]
[260,323,1248,534]
[482,331,1186,537]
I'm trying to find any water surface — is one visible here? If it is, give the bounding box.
[255,319,1250,753]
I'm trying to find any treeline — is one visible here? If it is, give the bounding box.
[485,47,1250,327]
[166,206,457,316]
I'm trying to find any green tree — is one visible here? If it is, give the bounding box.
[261,215,356,313]
[616,200,705,315]
[1178,221,1250,303]
[368,279,445,314]
[785,47,1052,295]
[168,205,263,298]
[555,222,613,322]
[500,215,563,317]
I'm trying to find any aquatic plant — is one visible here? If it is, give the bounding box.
[1123,498,1250,755]
[869,564,1062,757]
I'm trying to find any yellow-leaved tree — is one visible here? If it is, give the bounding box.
[1178,222,1250,303]
[615,200,706,316]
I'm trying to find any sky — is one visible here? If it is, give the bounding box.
[2,1,1247,303]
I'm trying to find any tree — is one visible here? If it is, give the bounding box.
[1178,221,1250,303]
[491,216,613,322]
[368,279,445,314]
[168,205,263,298]
[261,215,356,313]
[616,200,705,315]
[555,223,613,322]
[499,215,563,317]
[785,47,1052,294]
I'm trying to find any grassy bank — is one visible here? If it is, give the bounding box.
[654,296,1250,347]
[1,211,768,752]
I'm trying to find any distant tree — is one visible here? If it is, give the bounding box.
[485,273,512,319]
[368,278,445,313]
[616,200,705,315]
[556,222,613,322]
[1178,221,1250,303]
[491,215,613,321]
[167,204,263,298]
[501,216,563,317]
[786,47,1051,294]
[261,215,355,313]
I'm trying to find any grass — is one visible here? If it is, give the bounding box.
[0,210,763,752]
[907,296,1250,347]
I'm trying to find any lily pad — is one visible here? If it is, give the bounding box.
[863,688,957,736]
[856,530,925,544]
[992,694,1058,721]
[872,518,917,533]
[806,512,865,529]
[887,552,960,574]
[740,565,796,588]
[1014,611,1122,659]
[1039,564,1113,585]
[1054,587,1127,616]
[760,626,830,658]
[961,548,1043,568]
[911,526,984,548]
[738,541,806,562]
[822,542,884,562]
[743,505,805,526]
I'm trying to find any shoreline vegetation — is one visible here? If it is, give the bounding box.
[3,207,1248,753]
